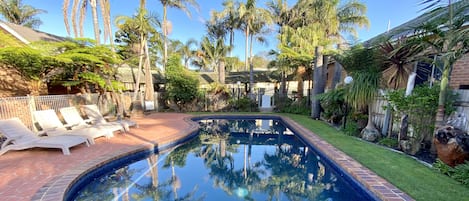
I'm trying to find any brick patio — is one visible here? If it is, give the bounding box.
[0,113,414,201]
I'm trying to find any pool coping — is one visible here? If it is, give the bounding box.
[32,114,414,201]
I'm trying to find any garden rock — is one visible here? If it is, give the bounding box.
[361,127,380,142]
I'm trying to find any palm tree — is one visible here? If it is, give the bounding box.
[194,36,232,83]
[114,6,161,110]
[238,0,272,98]
[417,0,469,127]
[157,0,199,71]
[0,0,46,29]
[62,0,112,45]
[216,0,240,56]
[177,39,198,68]
[306,0,369,119]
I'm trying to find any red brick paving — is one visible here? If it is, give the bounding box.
[0,113,414,201]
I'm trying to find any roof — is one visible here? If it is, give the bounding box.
[0,20,66,44]
[116,65,165,84]
[198,70,297,85]
[364,0,469,46]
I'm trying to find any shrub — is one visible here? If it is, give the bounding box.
[434,159,469,187]
[166,55,200,110]
[386,84,457,149]
[275,96,310,115]
[378,138,399,148]
[317,88,347,124]
[232,97,258,112]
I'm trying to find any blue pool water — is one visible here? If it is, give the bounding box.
[69,117,377,201]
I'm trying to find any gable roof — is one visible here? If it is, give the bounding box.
[0,20,66,44]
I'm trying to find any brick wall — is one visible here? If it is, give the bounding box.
[450,53,469,89]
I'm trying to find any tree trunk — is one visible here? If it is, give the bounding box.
[296,66,306,102]
[90,0,100,44]
[132,34,145,101]
[219,60,226,84]
[280,71,287,98]
[144,40,154,101]
[311,46,323,119]
[163,5,168,71]
[435,66,450,127]
[331,62,343,89]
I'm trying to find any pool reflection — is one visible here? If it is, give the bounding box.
[73,119,369,201]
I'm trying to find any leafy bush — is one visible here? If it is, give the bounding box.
[386,84,457,147]
[276,97,310,115]
[434,159,469,187]
[232,97,258,112]
[166,55,200,110]
[317,88,347,124]
[378,138,399,148]
[343,119,360,136]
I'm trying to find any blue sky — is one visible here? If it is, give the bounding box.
[19,0,427,60]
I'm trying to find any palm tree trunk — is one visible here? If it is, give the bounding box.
[90,0,100,44]
[435,65,450,127]
[163,5,168,72]
[144,39,155,101]
[132,35,145,102]
[331,62,342,89]
[219,60,226,84]
[311,46,323,119]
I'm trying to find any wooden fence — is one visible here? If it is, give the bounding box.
[370,89,469,134]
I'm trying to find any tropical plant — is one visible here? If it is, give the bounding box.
[337,45,384,142]
[0,0,46,28]
[414,0,469,127]
[238,0,272,98]
[193,36,231,83]
[214,0,240,56]
[62,0,113,45]
[114,6,161,102]
[157,0,199,71]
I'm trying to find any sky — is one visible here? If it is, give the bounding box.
[16,0,429,60]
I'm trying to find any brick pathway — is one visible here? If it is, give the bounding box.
[0,113,414,201]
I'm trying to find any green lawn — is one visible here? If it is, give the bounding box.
[192,112,468,201]
[282,113,468,201]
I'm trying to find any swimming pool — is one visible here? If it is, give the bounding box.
[67,116,379,201]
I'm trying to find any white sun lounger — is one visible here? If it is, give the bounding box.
[0,118,89,155]
[82,104,138,132]
[33,109,113,144]
[59,106,124,134]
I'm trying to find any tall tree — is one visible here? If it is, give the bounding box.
[115,6,161,105]
[216,0,240,56]
[0,0,46,29]
[305,0,369,119]
[62,0,113,45]
[238,0,272,98]
[157,0,199,71]
[193,36,231,83]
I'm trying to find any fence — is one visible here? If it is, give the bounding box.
[0,92,160,131]
[370,89,469,134]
